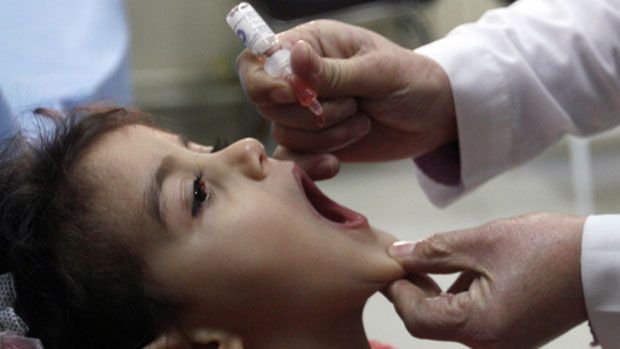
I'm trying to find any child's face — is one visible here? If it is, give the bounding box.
[79,125,404,330]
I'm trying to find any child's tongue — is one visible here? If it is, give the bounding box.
[297,167,368,229]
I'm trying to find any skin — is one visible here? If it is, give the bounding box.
[76,125,405,349]
[385,213,588,348]
[236,20,457,164]
[237,19,590,347]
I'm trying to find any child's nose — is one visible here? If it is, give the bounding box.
[221,138,267,180]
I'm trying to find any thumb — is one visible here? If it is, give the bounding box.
[290,40,376,98]
[388,232,479,275]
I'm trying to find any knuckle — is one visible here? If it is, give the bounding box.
[325,62,343,94]
[418,233,453,258]
[478,218,515,243]
[481,212,551,237]
[443,296,472,332]
[296,19,324,35]
[481,218,506,232]
[302,19,320,32]
[516,211,549,223]
[287,20,320,42]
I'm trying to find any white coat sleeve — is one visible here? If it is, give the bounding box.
[582,215,620,348]
[411,1,620,346]
[412,0,620,207]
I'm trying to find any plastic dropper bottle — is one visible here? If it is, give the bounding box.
[227,2,325,127]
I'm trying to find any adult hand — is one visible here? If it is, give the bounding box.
[237,20,457,162]
[272,147,340,180]
[385,213,588,348]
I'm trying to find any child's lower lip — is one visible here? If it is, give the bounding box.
[292,165,369,230]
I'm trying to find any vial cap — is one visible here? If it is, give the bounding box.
[226,2,276,55]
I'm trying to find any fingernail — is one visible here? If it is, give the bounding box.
[389,241,416,258]
[296,39,310,54]
[355,117,371,137]
[315,159,337,177]
[296,40,321,79]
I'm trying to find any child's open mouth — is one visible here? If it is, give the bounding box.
[293,165,368,229]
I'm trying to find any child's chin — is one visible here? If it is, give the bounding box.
[371,226,402,248]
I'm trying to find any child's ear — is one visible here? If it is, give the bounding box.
[143,329,243,349]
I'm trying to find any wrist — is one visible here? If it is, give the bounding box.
[410,52,458,151]
[561,214,588,324]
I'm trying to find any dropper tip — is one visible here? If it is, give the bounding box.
[307,100,325,127]
[307,99,322,116]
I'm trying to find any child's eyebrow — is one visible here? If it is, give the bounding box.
[146,154,179,230]
[146,134,189,229]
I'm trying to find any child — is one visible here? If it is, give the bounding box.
[0,105,407,348]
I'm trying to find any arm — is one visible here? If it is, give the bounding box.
[414,0,620,206]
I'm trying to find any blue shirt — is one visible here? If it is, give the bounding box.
[0,91,16,141]
[0,0,132,125]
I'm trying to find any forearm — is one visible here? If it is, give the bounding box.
[414,0,620,206]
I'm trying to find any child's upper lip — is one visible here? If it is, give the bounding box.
[292,164,368,230]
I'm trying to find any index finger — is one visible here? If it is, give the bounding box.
[235,48,295,104]
[272,146,340,180]
[276,20,374,58]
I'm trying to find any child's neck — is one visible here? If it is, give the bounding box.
[244,306,371,349]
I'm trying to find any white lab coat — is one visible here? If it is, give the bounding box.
[414,0,620,347]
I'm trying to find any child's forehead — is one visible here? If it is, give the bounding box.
[73,126,171,196]
[87,125,178,157]
[76,125,173,247]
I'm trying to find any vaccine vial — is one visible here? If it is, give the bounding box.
[227,2,325,126]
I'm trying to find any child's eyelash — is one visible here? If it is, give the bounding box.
[190,138,228,217]
[212,137,229,152]
[191,171,209,217]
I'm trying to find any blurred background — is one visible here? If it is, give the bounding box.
[128,0,510,147]
[126,0,619,347]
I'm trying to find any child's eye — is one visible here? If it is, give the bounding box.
[191,174,209,217]
[189,138,227,217]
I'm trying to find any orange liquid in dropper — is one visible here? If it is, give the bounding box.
[287,75,325,127]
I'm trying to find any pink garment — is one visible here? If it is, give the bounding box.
[369,339,396,349]
[0,333,44,349]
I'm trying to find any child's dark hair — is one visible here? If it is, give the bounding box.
[0,106,179,348]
